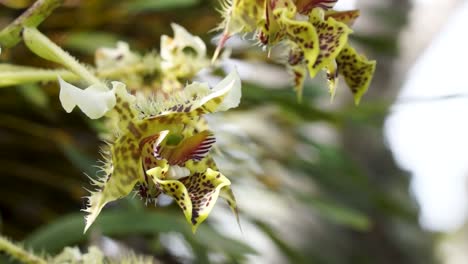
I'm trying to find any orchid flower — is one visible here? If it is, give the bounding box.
[216,0,376,104]
[161,23,209,79]
[95,41,140,71]
[59,70,241,233]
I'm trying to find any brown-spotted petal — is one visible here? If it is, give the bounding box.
[326,60,339,101]
[288,64,307,102]
[336,44,376,105]
[308,9,352,78]
[83,130,168,233]
[325,9,361,26]
[180,168,233,233]
[276,8,319,74]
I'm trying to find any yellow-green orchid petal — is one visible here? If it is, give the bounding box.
[258,0,295,46]
[307,8,352,78]
[214,0,265,60]
[326,60,338,101]
[161,23,208,78]
[288,64,307,102]
[275,8,319,74]
[296,0,338,14]
[336,44,376,105]
[83,130,170,232]
[151,173,194,225]
[58,77,119,119]
[186,156,240,228]
[138,131,170,203]
[141,69,241,119]
[220,186,241,228]
[82,70,241,232]
[105,81,139,133]
[325,9,360,26]
[149,168,232,233]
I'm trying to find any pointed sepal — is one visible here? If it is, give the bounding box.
[336,44,376,105]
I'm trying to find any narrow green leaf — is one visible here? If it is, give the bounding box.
[308,197,371,231]
[17,84,49,108]
[125,0,199,13]
[0,64,78,87]
[25,210,256,258]
[62,31,120,54]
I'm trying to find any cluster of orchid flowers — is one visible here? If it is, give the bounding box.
[216,0,376,103]
[57,26,241,233]
[18,23,240,233]
[0,0,375,233]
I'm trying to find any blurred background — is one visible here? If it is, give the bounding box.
[0,0,467,263]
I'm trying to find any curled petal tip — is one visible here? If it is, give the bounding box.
[58,77,118,119]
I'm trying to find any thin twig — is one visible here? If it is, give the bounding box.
[0,236,46,264]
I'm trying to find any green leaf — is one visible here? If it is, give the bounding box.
[62,31,121,55]
[125,0,200,13]
[308,197,371,231]
[0,0,64,48]
[59,141,97,177]
[0,0,35,9]
[25,210,256,258]
[17,84,49,108]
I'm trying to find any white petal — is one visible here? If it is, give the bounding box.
[58,77,118,119]
[171,23,206,57]
[211,69,242,112]
[160,35,173,61]
[167,165,190,180]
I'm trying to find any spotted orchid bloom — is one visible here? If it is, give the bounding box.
[58,70,241,233]
[216,0,376,104]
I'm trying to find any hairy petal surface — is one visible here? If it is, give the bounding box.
[79,70,242,232]
[214,0,265,59]
[83,130,168,232]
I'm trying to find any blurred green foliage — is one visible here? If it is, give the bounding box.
[0,0,436,263]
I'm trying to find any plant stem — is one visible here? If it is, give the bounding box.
[0,236,46,264]
[23,27,102,85]
[0,67,78,87]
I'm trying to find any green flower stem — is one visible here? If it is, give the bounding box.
[22,27,102,86]
[0,236,46,264]
[0,67,78,87]
[0,0,64,48]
